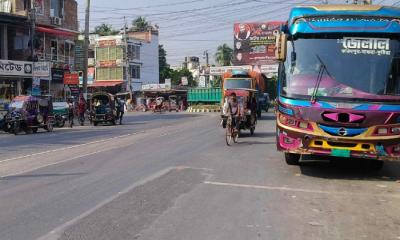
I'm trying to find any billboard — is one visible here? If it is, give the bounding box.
[233,22,282,66]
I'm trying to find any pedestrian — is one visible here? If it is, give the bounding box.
[116,98,125,124]
[78,94,86,126]
[67,98,74,128]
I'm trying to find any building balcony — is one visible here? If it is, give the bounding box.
[0,0,28,17]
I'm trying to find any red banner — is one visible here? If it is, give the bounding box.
[64,72,79,85]
[233,22,283,66]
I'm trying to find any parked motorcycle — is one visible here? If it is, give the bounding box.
[54,114,67,128]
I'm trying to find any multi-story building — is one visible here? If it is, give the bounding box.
[34,0,79,98]
[0,0,78,110]
[0,0,31,111]
[127,30,159,91]
[93,30,159,93]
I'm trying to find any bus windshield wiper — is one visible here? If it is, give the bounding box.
[310,55,332,104]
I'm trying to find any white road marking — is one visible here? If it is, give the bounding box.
[1,146,120,179]
[0,131,145,164]
[204,181,400,198]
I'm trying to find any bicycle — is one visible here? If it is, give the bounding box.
[226,114,239,146]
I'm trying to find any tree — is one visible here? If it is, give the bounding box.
[159,45,169,83]
[131,16,150,32]
[169,68,196,87]
[215,43,233,66]
[93,24,119,36]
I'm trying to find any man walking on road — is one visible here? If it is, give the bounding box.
[116,98,125,125]
[67,98,74,128]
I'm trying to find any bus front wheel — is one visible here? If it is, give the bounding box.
[285,153,301,165]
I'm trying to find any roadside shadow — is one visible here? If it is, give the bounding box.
[259,114,276,121]
[237,141,276,146]
[1,172,86,180]
[299,156,400,181]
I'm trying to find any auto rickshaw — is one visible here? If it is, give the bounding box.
[53,101,69,128]
[168,95,179,112]
[153,97,164,113]
[3,95,55,134]
[89,92,118,126]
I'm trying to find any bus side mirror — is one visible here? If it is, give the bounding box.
[275,33,287,62]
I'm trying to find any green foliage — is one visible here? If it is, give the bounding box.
[170,68,197,87]
[131,16,150,32]
[159,45,169,83]
[93,24,119,36]
[211,76,222,88]
[215,43,233,66]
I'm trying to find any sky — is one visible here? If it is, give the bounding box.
[76,0,400,66]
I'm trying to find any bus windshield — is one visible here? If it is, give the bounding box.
[282,37,400,102]
[224,78,252,90]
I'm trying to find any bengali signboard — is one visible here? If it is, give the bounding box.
[33,62,50,77]
[52,68,64,84]
[74,42,84,71]
[233,22,283,66]
[96,59,123,68]
[79,68,95,85]
[142,84,167,90]
[64,73,79,85]
[0,60,32,76]
[209,65,252,76]
[96,38,123,47]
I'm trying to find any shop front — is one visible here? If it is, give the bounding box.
[51,68,65,99]
[0,60,33,112]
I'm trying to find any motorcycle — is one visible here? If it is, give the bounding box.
[54,114,67,128]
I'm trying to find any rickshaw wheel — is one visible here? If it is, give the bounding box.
[250,127,255,135]
[46,122,54,132]
[225,126,233,146]
[233,131,239,143]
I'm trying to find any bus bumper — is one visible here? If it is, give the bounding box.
[277,124,400,161]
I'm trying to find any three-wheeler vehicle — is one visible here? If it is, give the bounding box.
[89,92,118,126]
[4,95,54,134]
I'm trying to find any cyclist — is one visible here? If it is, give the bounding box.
[223,92,242,132]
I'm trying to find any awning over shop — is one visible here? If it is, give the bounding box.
[36,26,76,37]
[89,81,123,87]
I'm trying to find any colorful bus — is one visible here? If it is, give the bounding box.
[275,4,400,168]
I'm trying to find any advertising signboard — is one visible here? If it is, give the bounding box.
[0,60,32,76]
[33,62,50,77]
[64,73,79,85]
[79,68,94,85]
[233,22,283,66]
[52,68,64,84]
[209,65,252,76]
[181,77,188,86]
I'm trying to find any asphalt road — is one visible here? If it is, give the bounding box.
[0,112,399,240]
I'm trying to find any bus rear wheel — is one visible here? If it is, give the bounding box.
[285,153,301,165]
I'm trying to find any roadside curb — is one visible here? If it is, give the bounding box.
[186,107,221,113]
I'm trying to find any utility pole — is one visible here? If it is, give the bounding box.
[204,50,209,67]
[123,16,132,95]
[82,0,90,99]
[29,2,36,96]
